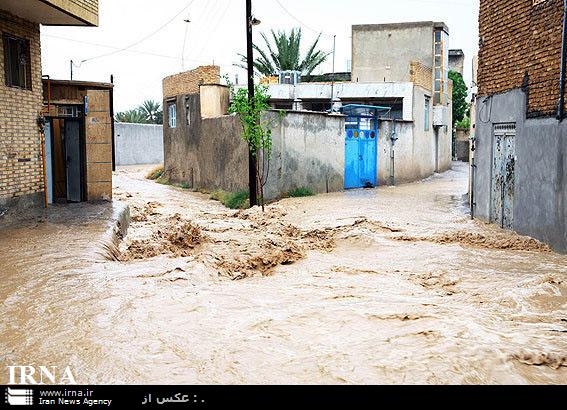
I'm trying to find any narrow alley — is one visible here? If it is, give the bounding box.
[0,162,565,384]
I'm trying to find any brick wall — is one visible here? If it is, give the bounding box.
[163,66,220,99]
[410,61,433,92]
[46,0,99,26]
[478,0,563,117]
[0,10,44,207]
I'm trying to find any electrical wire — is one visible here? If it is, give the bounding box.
[79,0,198,63]
[43,33,233,66]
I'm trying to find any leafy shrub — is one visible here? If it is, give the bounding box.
[210,190,250,209]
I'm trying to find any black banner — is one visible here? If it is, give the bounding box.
[1,385,566,409]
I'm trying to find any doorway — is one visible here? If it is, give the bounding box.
[45,115,86,203]
[341,105,390,189]
[490,123,516,229]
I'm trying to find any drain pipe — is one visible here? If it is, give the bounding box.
[389,121,398,186]
[558,0,567,121]
[470,135,476,219]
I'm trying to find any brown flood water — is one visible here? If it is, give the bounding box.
[0,162,565,384]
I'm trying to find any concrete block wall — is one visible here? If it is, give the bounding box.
[115,123,164,166]
[478,0,563,117]
[163,66,220,99]
[0,11,44,212]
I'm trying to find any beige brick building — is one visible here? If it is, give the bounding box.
[0,0,100,214]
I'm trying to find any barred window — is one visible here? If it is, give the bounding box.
[3,33,32,90]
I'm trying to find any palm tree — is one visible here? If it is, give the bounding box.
[238,28,330,77]
[115,109,147,124]
[138,100,163,124]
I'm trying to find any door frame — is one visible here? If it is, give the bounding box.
[490,123,516,229]
[46,115,87,203]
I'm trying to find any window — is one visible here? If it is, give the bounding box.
[424,96,430,131]
[433,29,449,105]
[3,34,32,90]
[168,103,177,128]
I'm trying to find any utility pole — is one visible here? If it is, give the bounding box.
[246,0,258,207]
[70,60,73,81]
[330,35,336,112]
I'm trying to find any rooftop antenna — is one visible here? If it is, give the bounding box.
[181,16,191,71]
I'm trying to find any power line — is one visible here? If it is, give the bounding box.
[43,33,234,66]
[272,0,335,38]
[80,0,198,63]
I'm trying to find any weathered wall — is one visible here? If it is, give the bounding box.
[352,22,435,83]
[265,111,345,199]
[474,89,566,252]
[163,93,248,193]
[455,128,470,162]
[374,86,452,185]
[0,11,44,214]
[163,94,345,200]
[477,0,563,117]
[200,84,229,119]
[449,50,465,75]
[163,66,220,100]
[115,123,164,166]
[377,119,447,185]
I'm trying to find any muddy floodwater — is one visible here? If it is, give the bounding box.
[0,162,565,384]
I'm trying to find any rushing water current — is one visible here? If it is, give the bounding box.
[0,163,565,384]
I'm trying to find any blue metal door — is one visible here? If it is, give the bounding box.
[344,116,378,189]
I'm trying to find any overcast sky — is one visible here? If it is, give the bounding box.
[41,0,479,112]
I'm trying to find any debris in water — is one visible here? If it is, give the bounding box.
[513,351,567,370]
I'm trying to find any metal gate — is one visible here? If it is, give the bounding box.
[342,105,389,189]
[491,123,516,229]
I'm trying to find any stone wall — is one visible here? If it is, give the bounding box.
[0,11,44,213]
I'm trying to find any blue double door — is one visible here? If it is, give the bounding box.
[344,116,378,189]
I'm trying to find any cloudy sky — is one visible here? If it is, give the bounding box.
[41,0,479,112]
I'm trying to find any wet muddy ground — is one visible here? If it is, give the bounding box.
[0,162,565,384]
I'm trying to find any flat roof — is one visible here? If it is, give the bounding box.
[42,78,113,90]
[353,21,449,34]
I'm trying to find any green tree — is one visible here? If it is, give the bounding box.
[449,70,468,127]
[238,28,329,77]
[115,109,147,124]
[139,100,163,124]
[228,84,276,210]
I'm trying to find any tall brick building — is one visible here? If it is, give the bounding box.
[0,0,99,215]
[474,0,566,252]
